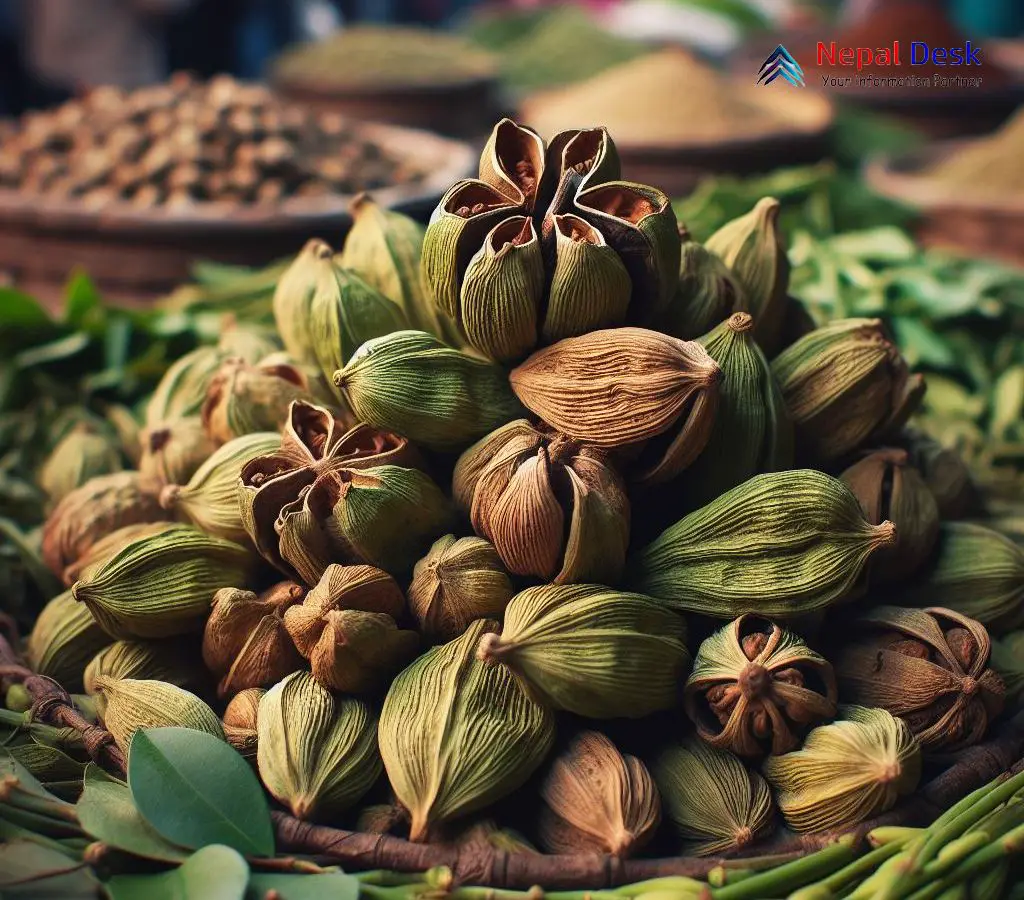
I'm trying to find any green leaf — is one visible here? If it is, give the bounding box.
[63,271,103,329]
[245,872,360,900]
[890,317,957,370]
[0,289,53,330]
[76,764,188,863]
[127,728,274,858]
[13,333,91,370]
[0,840,97,898]
[104,844,249,900]
[1,747,58,800]
[827,227,917,263]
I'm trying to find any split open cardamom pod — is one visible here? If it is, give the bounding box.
[655,238,746,341]
[477,584,689,718]
[203,583,305,698]
[453,420,630,585]
[510,328,720,485]
[836,606,1005,752]
[27,590,111,693]
[770,318,925,465]
[407,535,514,643]
[655,738,774,857]
[629,470,896,618]
[763,706,922,833]
[257,671,381,821]
[840,448,940,583]
[684,614,837,757]
[539,730,660,857]
[379,619,555,842]
[222,687,263,758]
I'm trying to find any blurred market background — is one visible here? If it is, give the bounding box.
[1,0,1024,602]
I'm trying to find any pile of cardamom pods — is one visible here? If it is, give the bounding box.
[14,119,1024,886]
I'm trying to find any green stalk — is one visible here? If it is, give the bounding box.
[846,851,912,900]
[816,839,907,894]
[868,827,924,848]
[612,876,707,896]
[0,805,83,839]
[711,837,859,900]
[1,781,80,822]
[903,822,1024,900]
[707,867,758,887]
[788,884,833,900]
[0,814,84,857]
[924,832,989,876]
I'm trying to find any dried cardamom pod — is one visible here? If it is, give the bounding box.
[629,470,896,618]
[704,197,788,356]
[202,357,318,443]
[104,403,142,466]
[477,584,689,718]
[684,615,837,758]
[239,400,422,579]
[217,323,282,365]
[95,677,223,751]
[84,639,210,710]
[41,471,170,581]
[770,318,925,465]
[510,328,720,485]
[655,738,774,857]
[223,687,263,758]
[71,523,253,639]
[309,609,419,694]
[273,238,333,366]
[836,606,1005,752]
[453,420,630,585]
[310,256,408,403]
[407,535,514,643]
[203,583,305,698]
[379,619,555,842]
[63,521,178,587]
[840,448,940,583]
[990,631,1024,706]
[145,346,226,427]
[139,417,220,486]
[283,564,406,655]
[655,240,746,341]
[900,523,1024,633]
[257,671,381,820]
[679,312,792,509]
[449,820,538,855]
[334,330,522,452]
[159,432,281,543]
[900,429,982,521]
[763,706,922,833]
[38,424,123,506]
[26,590,110,693]
[540,731,660,857]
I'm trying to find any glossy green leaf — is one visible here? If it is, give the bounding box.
[0,288,52,330]
[63,271,103,329]
[245,872,360,900]
[127,727,274,858]
[0,840,97,898]
[76,764,188,863]
[105,844,249,900]
[13,333,91,370]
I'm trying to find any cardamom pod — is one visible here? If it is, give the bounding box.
[41,471,170,582]
[510,328,720,485]
[453,420,630,585]
[273,238,333,366]
[704,197,789,356]
[283,563,406,655]
[159,432,281,543]
[201,358,317,443]
[629,470,896,618]
[84,639,210,710]
[840,448,940,583]
[333,330,522,451]
[8,743,86,782]
[71,524,253,639]
[63,521,178,587]
[540,730,660,857]
[94,676,224,751]
[655,738,774,856]
[26,590,110,693]
[257,671,381,820]
[356,802,407,836]
[899,429,982,521]
[203,583,305,698]
[770,318,925,464]
[679,312,792,509]
[407,535,514,642]
[217,323,282,365]
[309,609,419,694]
[223,687,263,758]
[379,619,555,842]
[899,522,1024,633]
[684,614,837,757]
[763,706,922,833]
[145,346,226,427]
[655,240,746,341]
[836,606,1005,752]
[990,631,1024,706]
[477,584,689,718]
[450,820,539,855]
[38,424,123,506]
[139,417,220,486]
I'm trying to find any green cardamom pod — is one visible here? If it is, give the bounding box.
[334,330,522,451]
[477,584,689,718]
[38,424,124,506]
[900,428,982,521]
[26,590,111,693]
[656,240,746,341]
[990,631,1024,705]
[94,677,223,751]
[9,743,86,782]
[71,524,253,639]
[629,470,896,618]
[145,346,227,427]
[84,639,210,713]
[379,619,555,842]
[258,671,381,820]
[139,417,219,486]
[217,323,282,365]
[273,238,334,366]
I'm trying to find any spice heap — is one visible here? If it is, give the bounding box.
[923,108,1024,198]
[0,73,425,210]
[272,26,498,91]
[520,49,831,147]
[8,119,1024,875]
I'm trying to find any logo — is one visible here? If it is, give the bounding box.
[757,45,805,87]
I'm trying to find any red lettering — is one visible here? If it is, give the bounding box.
[893,40,900,64]
[817,41,836,65]
[856,48,873,69]
[840,48,854,65]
